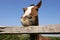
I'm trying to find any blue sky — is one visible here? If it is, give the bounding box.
[0,0,60,26]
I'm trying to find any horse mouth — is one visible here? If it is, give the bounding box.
[21,18,33,26]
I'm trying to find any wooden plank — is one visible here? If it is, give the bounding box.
[0,24,60,34]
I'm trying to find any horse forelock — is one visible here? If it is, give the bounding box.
[22,6,34,17]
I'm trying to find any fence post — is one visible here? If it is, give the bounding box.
[30,34,40,40]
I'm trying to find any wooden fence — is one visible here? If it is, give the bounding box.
[0,24,60,40]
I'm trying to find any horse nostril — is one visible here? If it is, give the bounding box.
[29,16,32,19]
[25,16,32,19]
[21,16,32,19]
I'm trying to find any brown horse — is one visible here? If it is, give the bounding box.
[21,0,42,26]
[21,0,50,40]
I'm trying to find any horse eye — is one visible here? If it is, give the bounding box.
[36,9,38,11]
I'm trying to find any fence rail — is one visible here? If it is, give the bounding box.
[0,24,60,34]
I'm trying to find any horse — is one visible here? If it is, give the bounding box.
[21,0,50,40]
[20,0,42,26]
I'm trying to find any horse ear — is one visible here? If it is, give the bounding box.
[36,0,42,8]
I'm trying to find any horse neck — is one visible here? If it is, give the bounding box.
[34,15,39,26]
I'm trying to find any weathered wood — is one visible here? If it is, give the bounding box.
[0,24,60,34]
